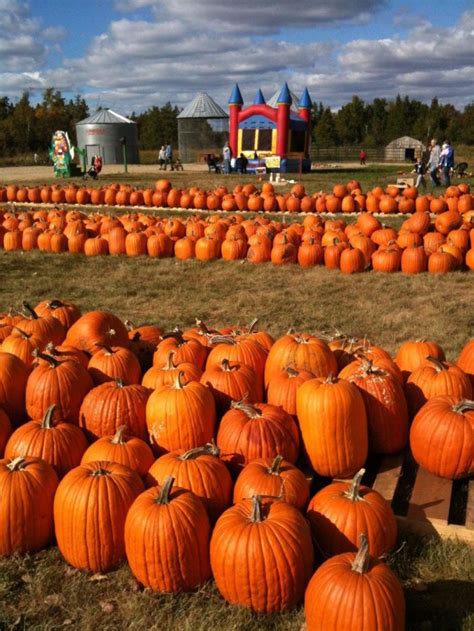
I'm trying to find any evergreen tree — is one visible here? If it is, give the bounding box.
[314,107,338,145]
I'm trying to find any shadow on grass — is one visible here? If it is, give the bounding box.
[405,579,474,631]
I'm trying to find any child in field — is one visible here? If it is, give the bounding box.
[412,157,426,189]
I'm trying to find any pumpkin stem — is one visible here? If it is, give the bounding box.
[351,533,371,574]
[425,355,447,372]
[250,495,264,523]
[452,399,474,414]
[164,351,176,370]
[162,328,184,345]
[180,440,220,461]
[268,455,284,475]
[31,349,60,368]
[124,319,136,331]
[157,476,174,505]
[111,425,127,445]
[12,326,31,339]
[6,456,27,471]
[343,468,366,502]
[95,343,115,355]
[248,318,259,334]
[325,373,337,384]
[115,377,125,388]
[221,358,237,372]
[173,370,187,390]
[22,302,39,319]
[47,300,64,310]
[230,397,262,418]
[208,334,237,346]
[91,466,112,477]
[41,404,57,429]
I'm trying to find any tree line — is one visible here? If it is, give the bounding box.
[312,95,474,147]
[0,90,473,159]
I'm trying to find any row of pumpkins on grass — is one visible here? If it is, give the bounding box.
[0,302,473,629]
[1,179,473,215]
[1,204,474,272]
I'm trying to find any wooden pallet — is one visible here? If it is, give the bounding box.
[315,452,473,544]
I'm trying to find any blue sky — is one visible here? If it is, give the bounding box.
[2,0,473,113]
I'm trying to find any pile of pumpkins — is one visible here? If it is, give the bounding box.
[1,202,474,272]
[0,300,473,628]
[1,179,473,215]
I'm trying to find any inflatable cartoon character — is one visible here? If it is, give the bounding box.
[49,130,75,177]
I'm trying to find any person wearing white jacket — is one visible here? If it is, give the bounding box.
[427,139,441,187]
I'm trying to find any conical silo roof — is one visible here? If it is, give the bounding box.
[177,92,228,119]
[77,108,136,125]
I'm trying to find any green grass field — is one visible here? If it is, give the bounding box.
[0,165,473,630]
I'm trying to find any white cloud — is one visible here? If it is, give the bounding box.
[1,1,473,111]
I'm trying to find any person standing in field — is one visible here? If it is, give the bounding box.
[158,146,166,170]
[164,143,172,170]
[359,149,367,165]
[439,140,454,187]
[222,141,232,174]
[427,138,441,187]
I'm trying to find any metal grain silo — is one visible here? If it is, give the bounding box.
[177,93,228,162]
[75,108,139,165]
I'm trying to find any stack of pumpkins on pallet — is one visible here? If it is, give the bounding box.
[0,301,473,629]
[1,179,472,215]
[1,204,474,272]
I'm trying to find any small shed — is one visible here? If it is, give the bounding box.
[75,108,139,165]
[177,93,229,162]
[385,136,426,162]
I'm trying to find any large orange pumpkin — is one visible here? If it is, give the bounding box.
[125,477,211,592]
[306,469,397,558]
[5,404,88,479]
[410,395,474,479]
[0,456,58,555]
[146,371,216,454]
[54,461,144,572]
[210,496,314,613]
[297,376,368,477]
[305,534,405,631]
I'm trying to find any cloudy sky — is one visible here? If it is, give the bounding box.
[1,0,473,114]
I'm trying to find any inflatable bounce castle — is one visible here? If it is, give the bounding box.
[228,82,312,173]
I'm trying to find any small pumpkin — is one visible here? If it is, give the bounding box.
[233,455,310,511]
[81,425,154,478]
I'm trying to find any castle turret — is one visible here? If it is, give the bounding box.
[276,82,291,157]
[298,87,312,124]
[228,83,243,158]
[253,89,266,105]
